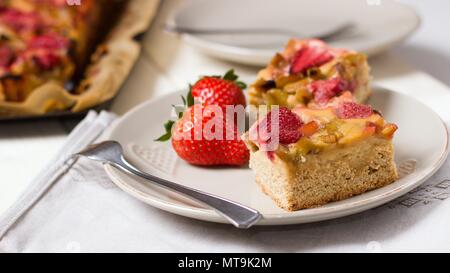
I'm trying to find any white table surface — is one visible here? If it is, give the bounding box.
[1,0,449,219]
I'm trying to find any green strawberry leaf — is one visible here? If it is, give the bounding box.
[236,81,247,90]
[164,120,175,131]
[186,86,194,107]
[223,69,238,81]
[156,84,197,142]
[155,132,172,142]
[155,120,175,142]
[222,69,247,90]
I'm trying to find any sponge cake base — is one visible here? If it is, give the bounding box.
[249,137,398,211]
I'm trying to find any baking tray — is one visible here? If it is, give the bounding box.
[0,0,160,121]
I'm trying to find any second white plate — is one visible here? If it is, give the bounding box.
[104,87,448,226]
[170,0,420,65]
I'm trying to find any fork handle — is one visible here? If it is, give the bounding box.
[165,25,299,36]
[113,157,262,228]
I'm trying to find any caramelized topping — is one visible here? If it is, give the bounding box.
[250,105,397,158]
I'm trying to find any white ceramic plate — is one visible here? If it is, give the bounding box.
[170,0,420,65]
[104,87,448,226]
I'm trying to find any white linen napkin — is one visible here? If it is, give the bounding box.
[1,110,450,253]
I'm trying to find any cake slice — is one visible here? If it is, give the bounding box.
[248,39,371,109]
[242,97,398,211]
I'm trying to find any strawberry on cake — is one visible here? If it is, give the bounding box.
[242,96,398,211]
[248,39,371,108]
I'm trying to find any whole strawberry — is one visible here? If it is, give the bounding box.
[157,104,249,166]
[191,69,247,108]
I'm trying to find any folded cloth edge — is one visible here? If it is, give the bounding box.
[0,110,117,239]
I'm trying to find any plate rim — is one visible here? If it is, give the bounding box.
[104,88,449,225]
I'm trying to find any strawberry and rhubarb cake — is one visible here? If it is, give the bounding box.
[248,39,371,109]
[243,38,400,211]
[242,93,398,211]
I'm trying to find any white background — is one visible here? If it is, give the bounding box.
[395,0,450,87]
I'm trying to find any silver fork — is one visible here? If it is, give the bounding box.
[164,23,355,41]
[74,141,262,228]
